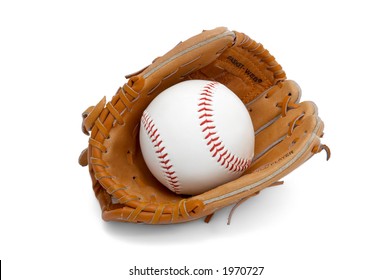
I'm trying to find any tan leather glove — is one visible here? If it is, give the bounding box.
[79,27,330,224]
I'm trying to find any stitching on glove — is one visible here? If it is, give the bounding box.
[235,32,285,81]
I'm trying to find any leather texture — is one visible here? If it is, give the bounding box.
[79,27,330,224]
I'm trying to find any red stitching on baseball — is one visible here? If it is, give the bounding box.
[202,126,216,132]
[204,131,217,139]
[198,102,212,107]
[198,107,213,112]
[198,82,251,173]
[141,111,181,193]
[155,146,165,153]
[200,119,213,126]
[199,113,213,119]
[207,136,219,145]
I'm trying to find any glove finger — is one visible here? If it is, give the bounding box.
[247,101,322,173]
[246,80,301,135]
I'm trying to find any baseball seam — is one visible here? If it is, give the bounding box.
[198,82,251,173]
[141,111,181,193]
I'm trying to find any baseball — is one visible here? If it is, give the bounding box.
[139,80,254,195]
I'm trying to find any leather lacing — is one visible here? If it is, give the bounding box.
[203,181,284,224]
[312,144,331,160]
[266,83,331,160]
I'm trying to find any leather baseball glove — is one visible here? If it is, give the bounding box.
[79,27,330,224]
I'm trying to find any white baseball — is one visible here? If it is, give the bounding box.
[139,80,254,195]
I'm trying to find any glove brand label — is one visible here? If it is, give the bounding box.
[226,56,263,84]
[253,150,294,173]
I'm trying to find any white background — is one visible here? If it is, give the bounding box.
[1,0,391,279]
